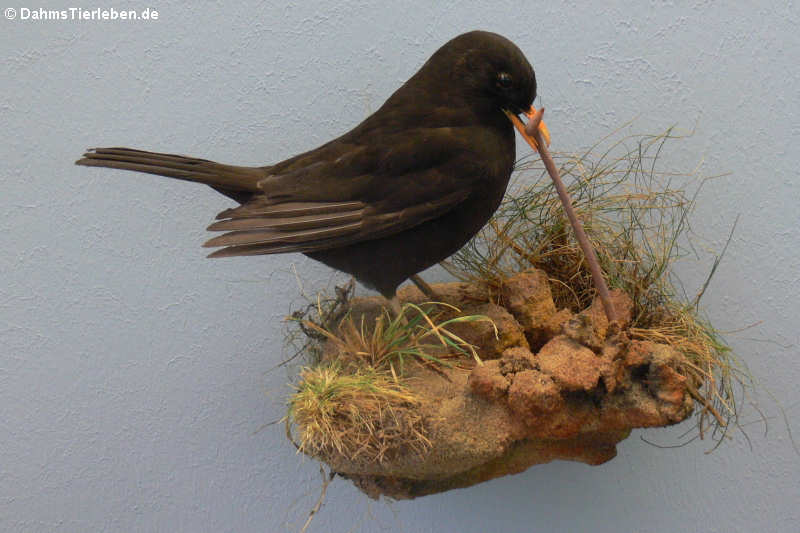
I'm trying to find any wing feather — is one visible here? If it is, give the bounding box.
[203,126,496,259]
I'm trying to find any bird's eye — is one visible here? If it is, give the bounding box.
[496,72,513,89]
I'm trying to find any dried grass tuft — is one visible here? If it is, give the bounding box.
[286,299,494,462]
[288,363,430,463]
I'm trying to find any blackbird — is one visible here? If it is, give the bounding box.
[76,30,547,304]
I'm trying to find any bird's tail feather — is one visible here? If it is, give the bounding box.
[75,147,264,193]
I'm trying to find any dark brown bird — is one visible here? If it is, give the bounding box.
[76,30,545,306]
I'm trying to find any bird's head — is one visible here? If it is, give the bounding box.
[382,31,550,149]
[439,31,550,149]
[423,31,538,117]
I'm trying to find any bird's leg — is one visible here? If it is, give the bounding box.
[410,275,441,301]
[387,295,403,318]
[383,295,408,325]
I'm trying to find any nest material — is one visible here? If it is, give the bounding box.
[289,274,695,500]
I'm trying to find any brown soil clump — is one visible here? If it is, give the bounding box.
[291,270,695,500]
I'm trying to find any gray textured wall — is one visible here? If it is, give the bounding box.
[2,1,798,532]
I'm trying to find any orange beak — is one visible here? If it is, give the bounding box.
[504,105,551,152]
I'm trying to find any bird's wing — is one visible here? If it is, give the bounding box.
[204,126,494,258]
